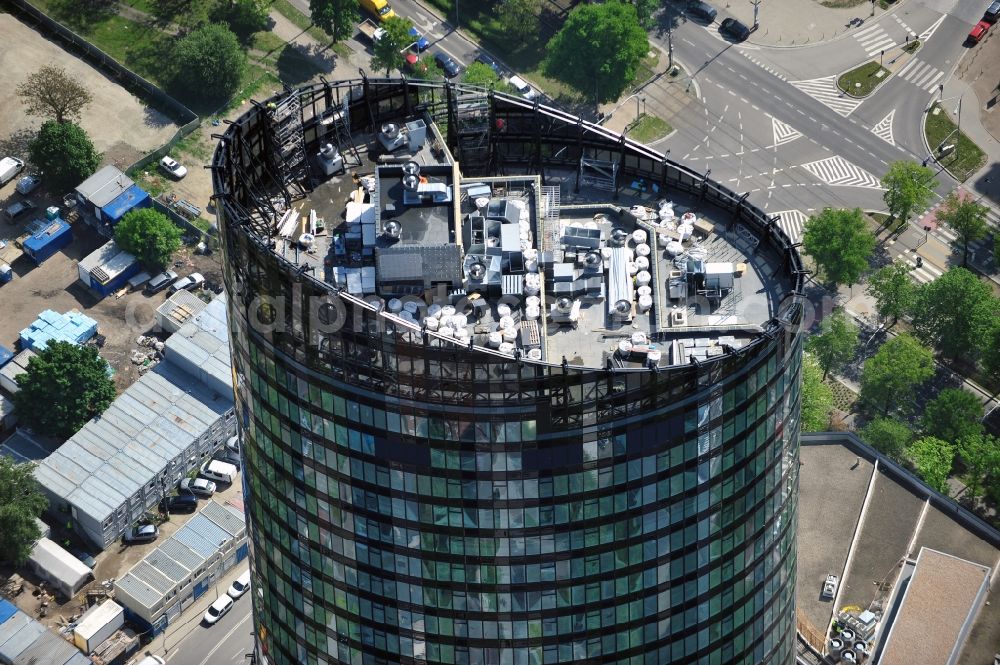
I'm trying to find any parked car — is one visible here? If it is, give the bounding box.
[214,449,241,470]
[225,435,240,455]
[123,523,159,544]
[508,75,537,100]
[15,175,40,195]
[821,573,839,600]
[720,17,751,41]
[179,477,217,497]
[72,550,97,569]
[203,595,234,625]
[475,53,502,76]
[0,157,24,187]
[984,0,1000,23]
[161,494,198,513]
[159,156,188,179]
[408,26,429,51]
[686,0,717,22]
[967,20,990,43]
[3,200,36,221]
[434,51,461,78]
[146,270,178,294]
[136,657,166,665]
[227,570,252,599]
[201,459,238,484]
[168,272,205,294]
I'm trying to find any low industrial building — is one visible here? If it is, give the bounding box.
[26,538,94,600]
[114,499,247,634]
[72,600,124,655]
[0,348,35,394]
[77,241,141,298]
[22,215,72,265]
[0,599,92,665]
[33,294,235,550]
[73,166,150,236]
[154,289,207,335]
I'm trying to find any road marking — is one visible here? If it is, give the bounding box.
[195,611,253,665]
[900,252,944,284]
[896,59,945,93]
[854,23,896,57]
[739,53,788,82]
[799,155,884,189]
[772,209,810,243]
[790,76,864,117]
[893,14,917,38]
[919,15,945,42]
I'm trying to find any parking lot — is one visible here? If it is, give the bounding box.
[0,13,178,168]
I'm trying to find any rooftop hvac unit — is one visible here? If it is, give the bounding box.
[828,638,844,658]
[469,262,487,281]
[316,143,343,176]
[584,251,602,267]
[378,123,406,152]
[299,233,315,251]
[403,174,420,191]
[383,220,402,239]
[402,161,420,177]
[382,123,400,139]
[839,629,855,642]
[609,228,628,247]
[613,299,631,316]
[556,297,573,313]
[405,119,427,151]
[840,651,856,665]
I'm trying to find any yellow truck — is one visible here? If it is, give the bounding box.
[359,0,395,22]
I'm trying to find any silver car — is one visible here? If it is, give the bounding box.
[179,477,216,497]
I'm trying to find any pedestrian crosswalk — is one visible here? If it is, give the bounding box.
[895,59,945,94]
[928,221,992,258]
[898,250,944,284]
[790,76,865,117]
[854,23,896,57]
[772,209,810,243]
[771,117,802,147]
[799,156,884,189]
[741,53,788,82]
[871,110,895,146]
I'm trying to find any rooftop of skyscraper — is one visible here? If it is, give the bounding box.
[250,87,798,370]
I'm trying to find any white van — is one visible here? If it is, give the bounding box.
[0,157,25,187]
[200,459,238,484]
[508,75,537,101]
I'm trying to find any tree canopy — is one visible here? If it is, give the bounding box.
[866,261,916,327]
[169,24,246,104]
[806,309,857,380]
[936,193,989,267]
[800,354,834,432]
[957,433,1000,502]
[860,417,913,460]
[461,62,514,92]
[908,436,954,494]
[881,161,937,226]
[0,458,47,566]
[860,333,934,414]
[979,321,1000,384]
[372,16,414,76]
[16,65,94,124]
[310,0,357,41]
[801,208,876,287]
[210,0,273,41]
[920,388,983,444]
[28,121,100,192]
[910,267,995,360]
[544,2,648,104]
[496,0,540,42]
[114,208,183,270]
[630,0,659,28]
[13,342,115,439]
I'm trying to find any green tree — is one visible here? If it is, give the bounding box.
[860,417,913,460]
[114,208,183,270]
[210,0,274,41]
[630,0,659,28]
[544,2,648,104]
[28,121,100,192]
[881,161,937,227]
[372,16,414,76]
[461,62,513,92]
[310,0,356,41]
[806,309,858,380]
[920,388,983,444]
[936,193,989,266]
[911,267,995,360]
[860,334,934,414]
[0,458,48,566]
[12,342,115,439]
[496,0,540,42]
[957,433,1000,502]
[866,261,916,327]
[170,24,246,104]
[800,353,834,432]
[979,320,1000,383]
[801,208,876,287]
[16,65,94,124]
[908,436,954,494]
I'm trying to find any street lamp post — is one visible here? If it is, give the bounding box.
[750,0,761,29]
[667,25,674,69]
[870,0,876,17]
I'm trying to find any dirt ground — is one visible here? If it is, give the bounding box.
[956,29,1000,144]
[0,13,178,164]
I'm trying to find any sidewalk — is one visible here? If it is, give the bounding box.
[951,29,1000,204]
[724,0,913,47]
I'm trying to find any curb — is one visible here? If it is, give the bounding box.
[740,0,916,50]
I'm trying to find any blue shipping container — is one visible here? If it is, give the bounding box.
[101,184,151,225]
[0,345,13,370]
[22,219,72,265]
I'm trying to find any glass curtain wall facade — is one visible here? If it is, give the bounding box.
[214,80,804,665]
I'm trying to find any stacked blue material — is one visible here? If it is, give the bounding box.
[19,310,99,351]
[0,345,13,369]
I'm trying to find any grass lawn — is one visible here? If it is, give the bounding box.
[902,39,920,53]
[925,103,988,182]
[270,0,352,58]
[837,61,890,97]
[627,114,672,143]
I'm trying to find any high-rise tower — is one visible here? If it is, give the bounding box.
[213,78,805,665]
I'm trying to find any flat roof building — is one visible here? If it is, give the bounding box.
[0,599,92,665]
[77,240,141,298]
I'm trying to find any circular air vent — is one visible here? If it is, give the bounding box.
[469,262,487,280]
[402,174,420,191]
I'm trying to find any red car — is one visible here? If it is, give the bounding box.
[967,20,990,43]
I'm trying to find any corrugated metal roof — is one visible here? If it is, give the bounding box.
[173,516,225,558]
[34,296,234,528]
[0,600,16,625]
[201,501,246,539]
[0,619,45,661]
[0,612,32,648]
[157,536,203,573]
[114,572,161,611]
[75,166,131,201]
[14,628,80,665]
[129,561,174,597]
[78,241,120,275]
[144,546,191,584]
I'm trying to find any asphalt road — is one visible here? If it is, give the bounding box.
[164,592,254,665]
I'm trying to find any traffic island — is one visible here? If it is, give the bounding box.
[837,61,890,97]
[924,103,987,182]
[626,113,673,143]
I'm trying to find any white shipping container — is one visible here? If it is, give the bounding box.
[73,600,125,653]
